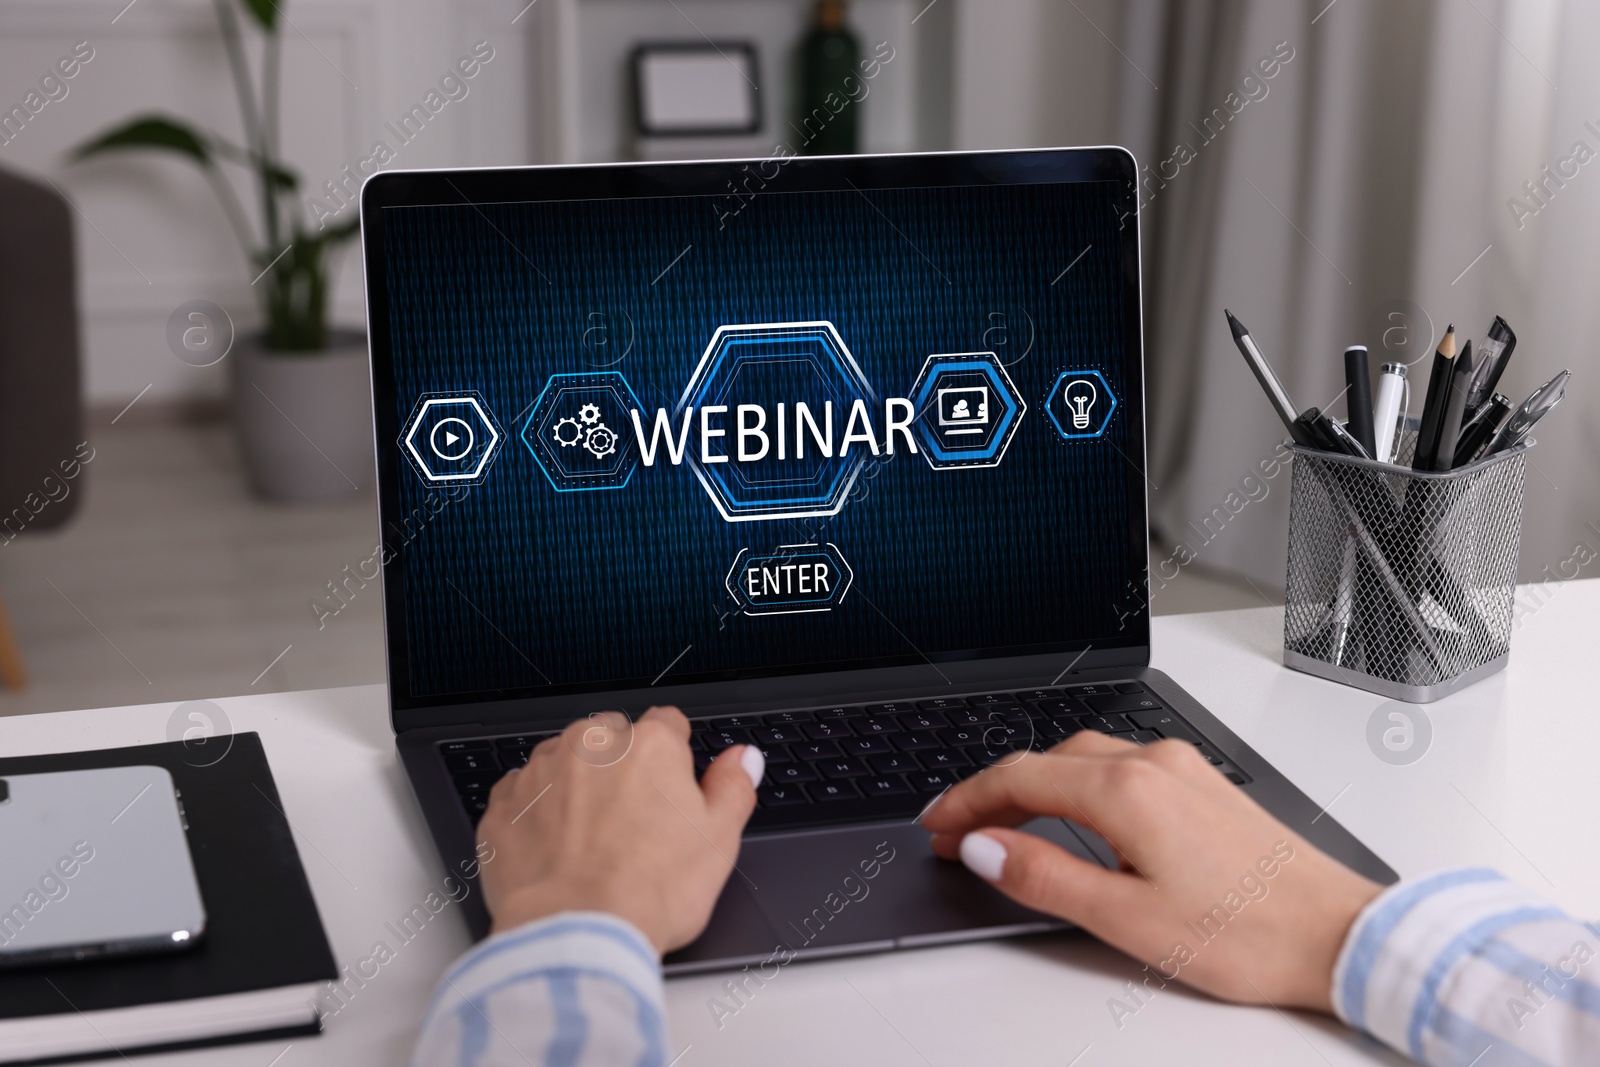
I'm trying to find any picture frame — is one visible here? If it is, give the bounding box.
[631,41,762,138]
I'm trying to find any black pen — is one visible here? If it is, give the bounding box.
[1343,345,1376,457]
[1452,393,1511,467]
[1322,413,1372,459]
[1292,406,1363,455]
[1431,339,1475,471]
[1464,316,1516,417]
[1292,408,1335,451]
[1288,406,1368,458]
[1412,325,1457,471]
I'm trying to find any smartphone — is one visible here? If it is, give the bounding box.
[0,766,206,967]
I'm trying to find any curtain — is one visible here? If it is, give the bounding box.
[1412,0,1600,594]
[1117,0,1599,593]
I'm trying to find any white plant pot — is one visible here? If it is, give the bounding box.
[230,330,373,502]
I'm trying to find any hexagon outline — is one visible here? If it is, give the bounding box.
[680,321,875,523]
[686,325,869,511]
[532,386,630,478]
[723,542,855,616]
[1045,368,1118,440]
[401,394,503,483]
[716,358,836,492]
[678,320,878,408]
[916,359,1017,459]
[690,329,867,504]
[521,371,644,493]
[688,462,868,524]
[908,352,1027,471]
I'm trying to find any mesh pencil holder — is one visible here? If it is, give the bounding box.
[1282,427,1529,702]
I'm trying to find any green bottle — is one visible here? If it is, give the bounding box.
[798,0,861,156]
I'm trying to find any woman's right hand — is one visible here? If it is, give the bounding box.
[921,730,1383,1012]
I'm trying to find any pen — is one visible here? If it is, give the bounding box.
[1226,309,1316,446]
[1430,338,1475,471]
[1412,325,1457,471]
[1308,464,1447,673]
[1291,408,1335,451]
[1343,345,1376,458]
[1322,414,1372,460]
[1228,309,1378,460]
[1330,524,1357,666]
[1486,369,1571,454]
[1292,406,1365,456]
[1464,316,1516,417]
[1452,392,1511,467]
[1372,362,1409,463]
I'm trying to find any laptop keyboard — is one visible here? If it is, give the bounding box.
[439,682,1249,832]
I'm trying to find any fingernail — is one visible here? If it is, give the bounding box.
[959,832,1007,882]
[739,746,766,789]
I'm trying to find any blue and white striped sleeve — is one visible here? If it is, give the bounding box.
[411,912,667,1067]
[1332,867,1600,1067]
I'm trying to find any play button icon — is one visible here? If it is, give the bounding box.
[401,393,504,485]
[430,417,474,460]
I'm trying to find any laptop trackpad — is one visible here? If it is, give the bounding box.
[739,817,1109,953]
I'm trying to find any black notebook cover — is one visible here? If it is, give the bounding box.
[0,733,338,1063]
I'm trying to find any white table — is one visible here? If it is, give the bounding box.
[4,583,1598,1066]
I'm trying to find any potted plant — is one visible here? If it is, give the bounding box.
[72,0,369,502]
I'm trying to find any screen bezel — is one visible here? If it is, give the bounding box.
[360,147,1152,733]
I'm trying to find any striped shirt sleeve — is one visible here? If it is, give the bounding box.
[1332,868,1600,1066]
[411,912,667,1067]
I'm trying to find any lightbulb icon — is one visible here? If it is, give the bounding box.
[1064,378,1098,430]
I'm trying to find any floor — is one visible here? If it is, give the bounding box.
[0,416,1270,717]
[0,413,387,717]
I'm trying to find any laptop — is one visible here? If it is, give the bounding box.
[359,147,1395,974]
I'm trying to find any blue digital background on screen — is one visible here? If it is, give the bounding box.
[382,180,1138,698]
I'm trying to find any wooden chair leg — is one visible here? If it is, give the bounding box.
[0,589,27,689]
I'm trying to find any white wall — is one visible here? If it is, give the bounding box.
[1,0,545,406]
[1,0,1126,406]
[950,0,1120,150]
[571,0,925,162]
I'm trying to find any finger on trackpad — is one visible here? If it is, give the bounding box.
[734,818,1106,953]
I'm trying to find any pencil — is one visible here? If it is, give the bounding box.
[1431,339,1475,472]
[1412,325,1456,471]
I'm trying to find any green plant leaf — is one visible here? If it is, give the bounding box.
[237,0,279,31]
[288,219,359,256]
[207,137,300,190]
[71,115,213,166]
[316,218,360,244]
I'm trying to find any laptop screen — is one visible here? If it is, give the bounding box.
[364,151,1147,711]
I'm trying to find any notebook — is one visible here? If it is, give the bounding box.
[0,733,337,1064]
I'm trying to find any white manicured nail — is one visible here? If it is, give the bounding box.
[960,832,1007,882]
[739,747,766,789]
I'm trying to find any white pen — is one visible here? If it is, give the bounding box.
[1372,362,1409,463]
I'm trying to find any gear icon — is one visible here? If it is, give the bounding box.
[579,403,602,425]
[553,416,584,447]
[583,424,618,458]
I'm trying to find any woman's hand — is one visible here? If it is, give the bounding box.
[922,730,1382,1011]
[475,705,763,955]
